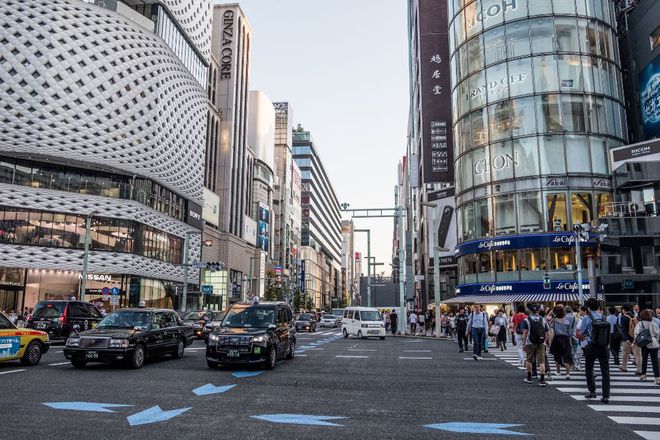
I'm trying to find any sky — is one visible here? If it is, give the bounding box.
[216,0,410,276]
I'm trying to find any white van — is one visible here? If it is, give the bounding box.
[341,307,386,340]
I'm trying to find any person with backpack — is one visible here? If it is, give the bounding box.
[455,307,469,352]
[634,309,660,384]
[520,304,550,386]
[549,304,574,379]
[620,304,642,374]
[512,305,527,366]
[466,304,489,360]
[418,311,426,336]
[607,306,622,366]
[578,298,611,404]
[409,310,418,335]
[389,309,398,335]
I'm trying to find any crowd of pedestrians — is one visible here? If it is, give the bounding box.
[451,299,660,404]
[1,307,31,326]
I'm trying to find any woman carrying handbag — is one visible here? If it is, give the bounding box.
[634,309,660,384]
[494,309,508,351]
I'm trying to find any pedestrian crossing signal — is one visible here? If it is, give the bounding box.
[206,261,223,272]
[543,274,551,290]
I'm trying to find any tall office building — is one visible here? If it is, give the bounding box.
[293,128,342,310]
[406,0,458,310]
[341,220,356,306]
[448,0,626,305]
[0,0,211,311]
[200,3,255,308]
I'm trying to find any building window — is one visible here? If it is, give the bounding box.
[517,191,543,233]
[642,247,655,269]
[547,193,568,231]
[620,247,633,270]
[494,193,516,236]
[570,193,593,225]
[539,135,566,175]
[651,25,660,51]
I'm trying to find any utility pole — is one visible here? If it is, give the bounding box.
[397,205,406,336]
[355,229,371,307]
[79,214,93,302]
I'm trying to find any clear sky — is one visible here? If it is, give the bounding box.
[216,0,409,276]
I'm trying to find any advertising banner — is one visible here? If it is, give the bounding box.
[611,139,660,171]
[418,0,453,184]
[427,187,456,266]
[202,188,220,227]
[455,232,599,257]
[640,54,660,139]
[457,280,602,296]
[257,203,270,254]
[243,216,257,246]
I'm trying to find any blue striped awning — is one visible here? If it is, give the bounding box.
[443,293,604,304]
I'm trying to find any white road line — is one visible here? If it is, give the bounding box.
[558,388,660,394]
[552,380,656,387]
[609,416,660,426]
[589,405,660,413]
[571,395,660,402]
[348,349,376,352]
[399,356,432,360]
[306,348,324,351]
[463,358,497,361]
[48,362,70,366]
[336,355,368,359]
[0,369,25,375]
[296,354,308,357]
[635,431,660,440]
[403,350,431,353]
[53,351,63,354]
[186,348,206,350]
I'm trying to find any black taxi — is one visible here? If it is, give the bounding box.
[206,301,295,370]
[63,308,193,369]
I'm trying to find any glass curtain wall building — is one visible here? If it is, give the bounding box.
[449,0,627,302]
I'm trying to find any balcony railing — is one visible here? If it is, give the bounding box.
[599,201,660,218]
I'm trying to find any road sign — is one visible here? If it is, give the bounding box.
[111,287,120,295]
[623,279,634,289]
[191,261,206,269]
[101,293,109,301]
[201,285,213,295]
[101,287,110,295]
[110,295,120,306]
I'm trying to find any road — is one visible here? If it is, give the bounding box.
[0,330,649,439]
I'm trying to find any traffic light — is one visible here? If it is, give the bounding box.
[206,261,223,272]
[543,273,551,290]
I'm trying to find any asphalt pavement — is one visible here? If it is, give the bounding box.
[0,330,644,439]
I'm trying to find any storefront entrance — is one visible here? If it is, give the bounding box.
[0,287,23,313]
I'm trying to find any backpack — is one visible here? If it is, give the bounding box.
[588,313,611,348]
[634,321,654,348]
[612,316,625,344]
[527,317,546,344]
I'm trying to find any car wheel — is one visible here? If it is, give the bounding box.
[286,340,295,359]
[71,359,87,368]
[380,336,386,340]
[358,330,365,340]
[343,328,348,338]
[130,344,146,369]
[207,360,219,369]
[20,341,43,366]
[264,345,277,370]
[172,338,185,359]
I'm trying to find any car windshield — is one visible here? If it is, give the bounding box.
[360,311,382,321]
[222,306,276,328]
[296,314,313,321]
[211,311,226,321]
[97,311,151,329]
[323,315,336,319]
[32,302,66,319]
[0,313,15,330]
[183,312,203,320]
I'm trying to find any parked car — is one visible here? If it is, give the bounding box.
[63,308,193,369]
[342,307,386,340]
[202,310,227,342]
[206,301,296,370]
[0,311,50,366]
[319,314,340,328]
[27,300,103,344]
[294,313,317,332]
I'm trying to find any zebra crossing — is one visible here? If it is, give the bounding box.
[491,346,660,440]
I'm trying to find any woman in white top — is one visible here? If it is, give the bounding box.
[494,310,509,351]
[634,309,660,384]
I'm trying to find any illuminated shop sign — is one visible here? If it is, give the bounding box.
[456,232,599,257]
[467,0,518,30]
[458,279,599,295]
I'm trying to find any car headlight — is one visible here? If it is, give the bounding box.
[252,336,268,343]
[109,339,129,348]
[66,337,80,347]
[380,323,385,328]
[209,333,220,342]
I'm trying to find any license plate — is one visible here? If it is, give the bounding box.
[228,349,240,358]
[368,330,379,335]
[37,323,48,329]
[86,351,98,359]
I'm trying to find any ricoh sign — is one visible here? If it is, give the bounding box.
[467,0,518,30]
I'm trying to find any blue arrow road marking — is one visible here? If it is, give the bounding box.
[424,422,530,436]
[232,371,264,378]
[127,406,191,426]
[43,402,132,413]
[252,414,347,426]
[192,384,236,396]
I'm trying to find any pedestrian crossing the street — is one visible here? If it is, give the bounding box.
[490,346,660,439]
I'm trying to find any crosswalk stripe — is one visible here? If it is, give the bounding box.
[609,416,660,425]
[589,405,660,413]
[571,395,660,402]
[552,380,656,387]
[559,388,660,394]
[635,431,660,440]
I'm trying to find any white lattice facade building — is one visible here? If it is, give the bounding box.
[0,0,210,311]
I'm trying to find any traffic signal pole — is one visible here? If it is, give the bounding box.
[181,231,191,313]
